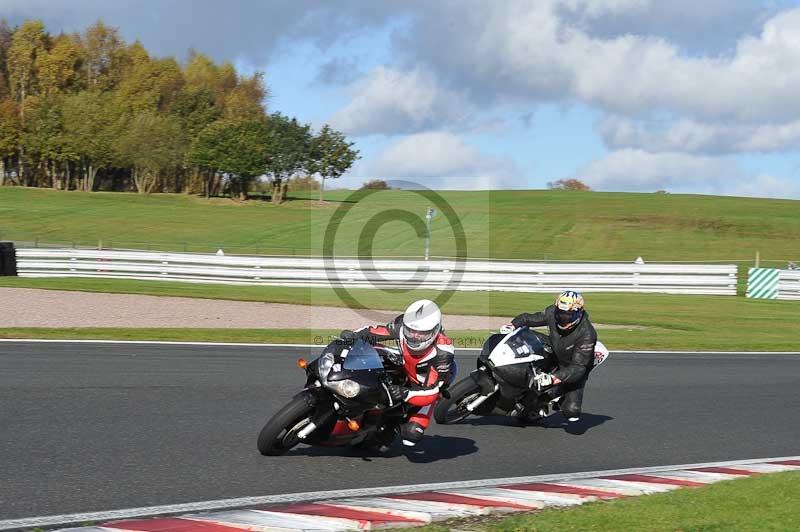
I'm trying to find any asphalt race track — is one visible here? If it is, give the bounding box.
[2,342,799,520]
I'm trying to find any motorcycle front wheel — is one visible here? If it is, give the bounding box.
[257,395,318,456]
[433,377,482,425]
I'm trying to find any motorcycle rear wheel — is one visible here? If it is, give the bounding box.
[434,377,482,425]
[257,396,317,456]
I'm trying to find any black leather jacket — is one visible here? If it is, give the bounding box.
[511,305,597,384]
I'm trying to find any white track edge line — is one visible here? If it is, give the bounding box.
[2,455,798,531]
[0,339,798,355]
[0,339,324,348]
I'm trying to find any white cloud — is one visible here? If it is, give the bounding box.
[329,67,471,136]
[578,149,800,198]
[397,3,800,122]
[578,149,739,192]
[558,0,774,54]
[368,131,523,189]
[729,173,800,199]
[1,0,405,64]
[12,0,798,126]
[598,115,800,154]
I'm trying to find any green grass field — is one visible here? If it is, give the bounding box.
[416,471,800,531]
[1,276,798,350]
[1,187,798,262]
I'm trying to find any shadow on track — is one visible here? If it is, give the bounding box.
[460,412,613,435]
[282,434,478,462]
[402,435,479,463]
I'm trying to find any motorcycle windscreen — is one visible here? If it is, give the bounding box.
[506,328,548,357]
[343,339,385,370]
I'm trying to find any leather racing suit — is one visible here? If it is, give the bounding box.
[511,305,597,419]
[351,314,455,445]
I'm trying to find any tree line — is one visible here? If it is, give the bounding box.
[0,19,359,201]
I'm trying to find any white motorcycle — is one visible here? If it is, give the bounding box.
[434,327,609,424]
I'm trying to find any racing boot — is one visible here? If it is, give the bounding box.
[400,421,425,447]
[511,402,540,423]
[376,424,399,453]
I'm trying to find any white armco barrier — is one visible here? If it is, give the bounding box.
[15,248,738,295]
[777,270,800,300]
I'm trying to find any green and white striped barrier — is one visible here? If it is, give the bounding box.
[746,268,780,299]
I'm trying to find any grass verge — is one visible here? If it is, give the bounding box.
[2,187,799,262]
[0,325,798,352]
[1,277,799,350]
[416,471,800,531]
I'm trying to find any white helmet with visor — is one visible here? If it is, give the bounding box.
[401,299,442,352]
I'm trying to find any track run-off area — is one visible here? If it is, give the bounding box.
[1,341,798,521]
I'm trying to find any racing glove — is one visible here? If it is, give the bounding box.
[532,372,561,389]
[510,316,527,328]
[385,383,408,407]
[499,323,515,334]
[339,330,357,343]
[382,349,404,367]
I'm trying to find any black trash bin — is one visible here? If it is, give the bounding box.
[0,242,17,276]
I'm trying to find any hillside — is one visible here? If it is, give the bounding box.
[1,187,798,264]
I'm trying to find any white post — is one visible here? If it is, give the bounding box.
[424,207,435,260]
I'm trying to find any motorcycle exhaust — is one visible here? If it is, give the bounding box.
[465,384,499,412]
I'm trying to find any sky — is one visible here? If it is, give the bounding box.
[4,0,800,198]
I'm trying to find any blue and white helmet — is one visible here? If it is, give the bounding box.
[554,290,585,331]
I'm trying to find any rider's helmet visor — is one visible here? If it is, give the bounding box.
[555,308,582,328]
[402,325,440,351]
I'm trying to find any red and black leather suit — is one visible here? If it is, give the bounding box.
[351,314,455,445]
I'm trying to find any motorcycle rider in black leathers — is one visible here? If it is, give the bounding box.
[509,290,596,422]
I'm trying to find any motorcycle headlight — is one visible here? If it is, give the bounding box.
[318,353,335,380]
[327,379,360,398]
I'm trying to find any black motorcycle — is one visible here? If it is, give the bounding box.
[257,339,407,456]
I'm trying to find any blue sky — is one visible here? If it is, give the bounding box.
[4,0,800,197]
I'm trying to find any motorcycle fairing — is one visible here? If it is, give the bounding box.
[488,328,550,368]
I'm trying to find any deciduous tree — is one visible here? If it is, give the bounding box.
[263,112,311,203]
[224,72,267,121]
[81,21,125,90]
[7,20,46,184]
[0,99,20,185]
[22,95,70,188]
[309,124,359,202]
[0,19,14,100]
[114,44,184,115]
[190,119,267,200]
[36,33,80,97]
[62,91,119,191]
[0,18,360,198]
[547,178,592,191]
[116,112,186,194]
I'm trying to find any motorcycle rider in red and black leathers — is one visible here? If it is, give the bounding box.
[509,290,596,422]
[342,299,455,447]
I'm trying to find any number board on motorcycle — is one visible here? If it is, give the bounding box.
[593,340,610,366]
